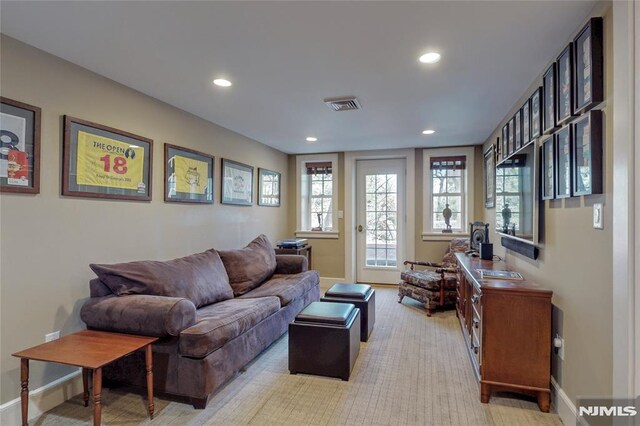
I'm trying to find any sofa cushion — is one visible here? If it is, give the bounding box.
[90,250,233,308]
[81,294,197,337]
[179,297,281,358]
[238,271,319,306]
[218,234,277,296]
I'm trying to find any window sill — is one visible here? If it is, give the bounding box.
[295,230,340,239]
[421,232,468,242]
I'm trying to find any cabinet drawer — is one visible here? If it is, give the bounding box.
[472,328,481,370]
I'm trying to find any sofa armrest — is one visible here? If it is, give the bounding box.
[275,255,308,274]
[80,295,197,337]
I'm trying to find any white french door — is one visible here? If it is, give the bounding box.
[356,159,406,284]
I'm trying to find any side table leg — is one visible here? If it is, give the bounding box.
[537,391,551,412]
[145,345,154,419]
[92,368,102,426]
[20,359,29,426]
[82,368,89,407]
[480,382,491,404]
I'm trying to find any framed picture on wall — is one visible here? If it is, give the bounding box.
[543,63,558,134]
[501,124,509,160]
[555,125,573,198]
[221,158,253,205]
[572,110,603,196]
[574,17,603,115]
[522,98,531,147]
[258,168,281,207]
[0,97,41,194]
[62,116,153,201]
[556,44,574,126]
[164,143,214,204]
[508,117,515,155]
[514,109,522,151]
[541,136,555,200]
[484,145,495,208]
[530,87,543,139]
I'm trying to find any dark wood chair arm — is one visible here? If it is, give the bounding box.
[403,260,443,270]
[436,267,458,274]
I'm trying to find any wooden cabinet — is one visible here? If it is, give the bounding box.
[455,253,552,412]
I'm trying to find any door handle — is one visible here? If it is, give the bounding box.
[357,225,363,232]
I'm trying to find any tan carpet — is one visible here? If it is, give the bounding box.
[32,287,561,425]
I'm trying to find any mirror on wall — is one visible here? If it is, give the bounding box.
[495,141,539,245]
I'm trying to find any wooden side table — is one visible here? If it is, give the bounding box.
[12,330,158,426]
[275,245,313,269]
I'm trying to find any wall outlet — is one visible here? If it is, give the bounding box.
[593,203,603,229]
[45,331,60,342]
[554,334,565,360]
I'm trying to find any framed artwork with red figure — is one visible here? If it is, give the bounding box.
[556,44,575,126]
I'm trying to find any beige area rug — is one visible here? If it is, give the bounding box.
[33,287,561,425]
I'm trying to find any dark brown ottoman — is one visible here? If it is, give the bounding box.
[289,302,360,381]
[321,283,375,342]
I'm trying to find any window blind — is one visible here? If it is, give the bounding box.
[306,161,332,175]
[430,155,466,170]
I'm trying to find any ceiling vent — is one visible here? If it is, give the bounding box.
[323,97,361,112]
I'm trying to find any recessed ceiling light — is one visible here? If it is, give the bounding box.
[422,129,436,135]
[306,137,318,142]
[213,78,232,87]
[419,52,441,64]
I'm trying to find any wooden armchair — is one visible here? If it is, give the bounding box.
[398,238,469,316]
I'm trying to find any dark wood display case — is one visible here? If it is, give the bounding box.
[455,253,552,412]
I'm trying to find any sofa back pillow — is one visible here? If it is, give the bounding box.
[90,250,233,308]
[218,234,277,296]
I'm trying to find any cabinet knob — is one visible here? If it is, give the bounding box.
[473,319,479,329]
[471,295,479,304]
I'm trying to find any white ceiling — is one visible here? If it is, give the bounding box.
[1,1,597,154]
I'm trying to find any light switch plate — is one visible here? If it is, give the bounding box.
[338,210,344,219]
[593,203,603,229]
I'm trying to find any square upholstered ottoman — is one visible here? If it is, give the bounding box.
[321,283,375,342]
[289,302,360,381]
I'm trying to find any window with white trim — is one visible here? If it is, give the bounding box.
[495,159,522,233]
[296,154,339,237]
[422,147,475,238]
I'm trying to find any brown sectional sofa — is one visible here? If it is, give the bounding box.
[80,235,319,408]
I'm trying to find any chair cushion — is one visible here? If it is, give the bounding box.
[179,297,281,358]
[238,271,319,306]
[89,250,233,308]
[218,234,277,296]
[400,270,458,291]
[400,270,442,291]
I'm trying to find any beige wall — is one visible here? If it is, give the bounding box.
[293,147,484,278]
[286,153,345,278]
[481,4,613,403]
[414,147,485,262]
[0,35,289,404]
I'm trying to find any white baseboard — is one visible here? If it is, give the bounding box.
[551,376,577,425]
[0,369,83,425]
